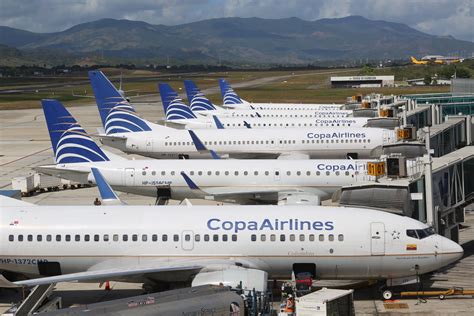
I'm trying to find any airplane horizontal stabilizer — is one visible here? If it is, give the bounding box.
[0,196,35,207]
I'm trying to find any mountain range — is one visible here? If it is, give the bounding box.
[1,16,473,66]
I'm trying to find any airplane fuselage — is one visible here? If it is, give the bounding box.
[101,127,395,159]
[39,159,372,203]
[0,205,463,282]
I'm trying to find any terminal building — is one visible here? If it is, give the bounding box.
[330,75,395,88]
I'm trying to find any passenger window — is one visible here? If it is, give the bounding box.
[46,235,52,242]
[8,235,14,242]
[152,171,156,176]
[123,234,128,242]
[287,171,291,176]
[319,234,324,241]
[329,234,334,241]
[185,234,191,241]
[56,235,61,242]
[299,234,305,241]
[261,234,266,242]
[222,234,228,242]
[213,234,219,242]
[195,234,200,242]
[162,234,168,242]
[270,234,276,242]
[254,171,258,176]
[306,171,311,176]
[75,235,80,242]
[37,235,43,242]
[235,171,239,176]
[66,235,71,242]
[204,234,210,242]
[132,234,138,242]
[152,234,157,242]
[173,234,179,242]
[309,234,315,242]
[142,235,147,242]
[113,234,119,242]
[232,234,237,242]
[161,171,165,176]
[27,234,33,242]
[280,234,285,242]
[94,234,99,242]
[290,234,295,242]
[18,235,23,242]
[84,235,90,242]
[251,234,257,242]
[338,234,344,241]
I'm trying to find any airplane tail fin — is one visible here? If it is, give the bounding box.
[184,80,217,112]
[159,83,197,120]
[41,99,110,164]
[219,79,245,106]
[88,70,151,134]
[410,56,424,64]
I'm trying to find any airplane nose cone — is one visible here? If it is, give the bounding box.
[442,238,463,265]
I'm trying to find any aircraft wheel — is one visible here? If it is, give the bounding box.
[439,294,445,300]
[382,289,393,300]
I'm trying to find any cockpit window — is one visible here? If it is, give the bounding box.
[406,228,435,239]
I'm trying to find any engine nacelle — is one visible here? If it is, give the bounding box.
[279,194,321,205]
[192,267,268,292]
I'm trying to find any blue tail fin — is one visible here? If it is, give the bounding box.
[184,80,216,112]
[159,83,197,120]
[41,99,109,164]
[88,70,151,134]
[219,79,243,105]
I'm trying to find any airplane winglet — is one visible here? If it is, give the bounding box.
[212,115,225,129]
[188,130,221,159]
[91,167,124,205]
[243,121,252,129]
[180,171,200,190]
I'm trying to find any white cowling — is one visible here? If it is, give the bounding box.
[192,267,268,292]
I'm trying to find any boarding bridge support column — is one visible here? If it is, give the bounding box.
[424,126,437,232]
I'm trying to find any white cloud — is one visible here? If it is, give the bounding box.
[0,0,471,41]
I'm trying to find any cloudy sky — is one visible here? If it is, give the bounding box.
[1,0,472,41]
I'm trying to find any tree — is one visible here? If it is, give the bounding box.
[456,67,471,78]
[423,74,432,85]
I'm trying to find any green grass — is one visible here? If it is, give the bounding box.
[0,67,452,110]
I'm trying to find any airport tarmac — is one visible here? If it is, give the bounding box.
[1,83,473,315]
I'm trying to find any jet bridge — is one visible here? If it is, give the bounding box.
[337,146,474,242]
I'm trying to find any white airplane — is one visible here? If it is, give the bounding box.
[0,169,463,300]
[46,98,394,160]
[82,83,396,159]
[161,82,370,130]
[218,78,345,111]
[36,104,373,204]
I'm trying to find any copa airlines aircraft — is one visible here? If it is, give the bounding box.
[46,99,394,160]
[161,82,369,130]
[218,79,344,111]
[36,104,373,204]
[0,178,463,299]
[84,80,396,159]
[182,79,352,118]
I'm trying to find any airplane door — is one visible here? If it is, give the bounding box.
[146,139,153,152]
[370,222,385,255]
[181,230,194,251]
[125,168,135,186]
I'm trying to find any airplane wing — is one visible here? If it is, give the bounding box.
[277,153,310,160]
[180,172,325,204]
[7,257,267,289]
